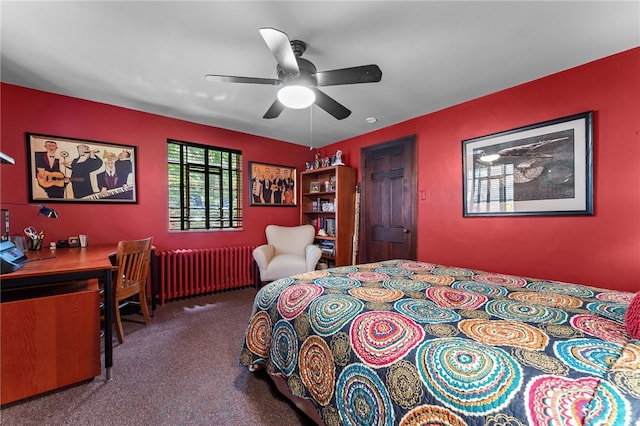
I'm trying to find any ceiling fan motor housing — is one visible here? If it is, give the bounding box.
[277,57,317,87]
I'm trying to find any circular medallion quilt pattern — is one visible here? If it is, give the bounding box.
[347,271,390,283]
[336,363,395,426]
[525,375,629,426]
[397,261,435,271]
[452,280,508,298]
[473,273,527,288]
[554,338,622,375]
[399,404,466,426]
[426,287,487,310]
[299,335,335,406]
[410,273,455,286]
[459,319,549,351]
[527,281,594,298]
[596,291,634,304]
[394,299,460,324]
[486,299,567,324]
[314,276,361,290]
[508,291,583,308]
[586,301,627,323]
[277,283,324,319]
[416,337,523,415]
[256,277,294,310]
[384,278,431,292]
[570,314,628,345]
[350,311,425,367]
[270,319,298,375]
[349,287,404,303]
[245,310,272,358]
[309,294,364,336]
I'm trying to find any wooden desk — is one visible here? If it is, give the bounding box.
[1,246,116,404]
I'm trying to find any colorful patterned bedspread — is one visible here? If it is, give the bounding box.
[240,260,640,425]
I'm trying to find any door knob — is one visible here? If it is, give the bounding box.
[403,229,409,233]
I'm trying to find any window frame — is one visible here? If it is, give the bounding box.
[167,139,243,231]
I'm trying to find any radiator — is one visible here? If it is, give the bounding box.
[157,246,257,304]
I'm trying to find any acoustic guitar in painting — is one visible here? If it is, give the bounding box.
[36,171,83,188]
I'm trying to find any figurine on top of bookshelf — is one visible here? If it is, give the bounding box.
[314,152,321,169]
[321,156,331,168]
[305,161,312,171]
[331,150,345,166]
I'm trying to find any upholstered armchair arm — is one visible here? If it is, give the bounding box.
[305,244,322,272]
[253,244,275,281]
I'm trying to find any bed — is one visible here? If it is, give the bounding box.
[240,260,640,425]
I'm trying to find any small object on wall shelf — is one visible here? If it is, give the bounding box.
[301,166,356,267]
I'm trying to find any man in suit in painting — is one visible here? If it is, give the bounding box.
[68,144,102,198]
[115,149,133,187]
[283,168,295,204]
[272,167,284,204]
[261,167,273,204]
[95,151,133,200]
[34,139,67,198]
[251,164,262,204]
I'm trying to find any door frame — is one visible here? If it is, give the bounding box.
[359,134,417,263]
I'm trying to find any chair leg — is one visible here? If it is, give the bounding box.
[114,297,125,344]
[139,287,151,325]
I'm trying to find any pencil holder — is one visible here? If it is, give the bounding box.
[29,236,43,250]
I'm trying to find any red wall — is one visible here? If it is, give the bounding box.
[326,47,640,292]
[2,47,638,291]
[0,84,311,251]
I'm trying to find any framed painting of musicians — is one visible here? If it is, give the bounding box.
[248,161,297,206]
[27,133,138,203]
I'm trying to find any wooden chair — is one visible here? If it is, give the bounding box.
[112,237,153,343]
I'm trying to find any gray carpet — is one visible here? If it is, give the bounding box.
[0,287,315,425]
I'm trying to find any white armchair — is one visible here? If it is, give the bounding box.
[253,224,322,283]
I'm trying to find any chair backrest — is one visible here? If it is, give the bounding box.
[115,237,153,292]
[265,225,315,256]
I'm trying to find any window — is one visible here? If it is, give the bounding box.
[168,140,243,230]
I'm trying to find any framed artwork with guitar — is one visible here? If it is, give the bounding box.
[27,133,138,203]
[248,161,297,206]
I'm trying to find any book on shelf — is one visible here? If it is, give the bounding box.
[318,240,335,256]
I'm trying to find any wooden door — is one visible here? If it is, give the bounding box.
[360,135,417,262]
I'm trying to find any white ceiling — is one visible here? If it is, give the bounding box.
[1,1,638,147]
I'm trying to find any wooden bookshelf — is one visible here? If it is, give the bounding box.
[300,166,356,267]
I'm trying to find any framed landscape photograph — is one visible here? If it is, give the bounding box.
[27,133,137,203]
[462,111,593,216]
[248,161,297,206]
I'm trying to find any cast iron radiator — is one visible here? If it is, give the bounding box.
[157,246,258,304]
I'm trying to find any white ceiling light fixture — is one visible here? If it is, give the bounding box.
[277,85,316,109]
[479,153,500,162]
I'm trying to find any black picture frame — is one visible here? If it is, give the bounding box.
[248,161,297,206]
[27,133,137,203]
[462,111,593,216]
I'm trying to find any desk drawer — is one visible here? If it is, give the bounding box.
[1,283,100,405]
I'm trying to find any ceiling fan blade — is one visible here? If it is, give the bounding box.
[311,88,351,120]
[263,99,285,119]
[205,74,280,85]
[259,28,300,75]
[315,64,382,86]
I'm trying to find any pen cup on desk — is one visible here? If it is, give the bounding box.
[29,235,44,250]
[79,234,88,247]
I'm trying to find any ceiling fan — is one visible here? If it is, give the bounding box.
[205,28,382,120]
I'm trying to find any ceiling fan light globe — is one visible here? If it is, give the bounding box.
[277,85,315,109]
